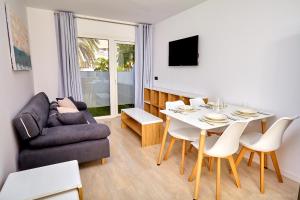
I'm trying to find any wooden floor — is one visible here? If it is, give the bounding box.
[79,117,299,200]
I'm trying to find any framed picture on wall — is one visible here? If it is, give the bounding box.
[4,4,32,71]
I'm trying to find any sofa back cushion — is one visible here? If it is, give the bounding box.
[13,92,50,140]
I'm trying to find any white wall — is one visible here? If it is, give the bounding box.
[153,0,300,182]
[77,17,135,42]
[0,0,34,186]
[27,8,60,101]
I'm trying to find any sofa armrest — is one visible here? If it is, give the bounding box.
[29,123,110,148]
[73,101,87,111]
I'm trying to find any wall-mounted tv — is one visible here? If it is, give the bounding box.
[168,35,199,66]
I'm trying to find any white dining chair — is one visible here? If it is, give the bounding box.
[189,97,205,107]
[189,120,250,200]
[235,116,299,193]
[163,100,200,174]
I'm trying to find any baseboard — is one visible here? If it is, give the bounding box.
[243,154,300,183]
[94,114,120,120]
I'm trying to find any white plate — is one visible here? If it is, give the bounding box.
[237,108,257,114]
[204,113,227,121]
[178,105,194,111]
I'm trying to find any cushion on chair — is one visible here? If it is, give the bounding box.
[192,135,219,153]
[169,127,200,141]
[29,123,111,148]
[239,131,262,150]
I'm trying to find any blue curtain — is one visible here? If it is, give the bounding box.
[135,24,153,108]
[55,11,83,101]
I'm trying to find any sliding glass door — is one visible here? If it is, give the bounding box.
[78,37,111,116]
[77,37,134,117]
[116,42,135,113]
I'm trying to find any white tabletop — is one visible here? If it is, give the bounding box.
[122,108,163,125]
[0,160,82,200]
[161,104,274,132]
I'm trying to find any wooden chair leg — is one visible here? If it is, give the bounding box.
[180,140,186,175]
[216,157,221,200]
[248,152,254,166]
[188,143,193,153]
[77,187,83,200]
[235,146,248,168]
[227,155,241,188]
[270,151,283,183]
[163,137,176,160]
[260,152,265,193]
[189,160,198,182]
[208,157,214,173]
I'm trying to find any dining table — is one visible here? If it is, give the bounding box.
[156,103,274,200]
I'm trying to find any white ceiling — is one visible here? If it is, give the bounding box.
[25,0,206,24]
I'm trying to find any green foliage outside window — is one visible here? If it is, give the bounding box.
[117,44,135,72]
[94,57,109,72]
[78,38,134,72]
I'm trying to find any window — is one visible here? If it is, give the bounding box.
[78,38,111,116]
[77,38,135,117]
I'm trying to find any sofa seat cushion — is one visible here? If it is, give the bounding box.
[28,123,110,148]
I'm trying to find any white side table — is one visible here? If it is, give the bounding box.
[0,160,82,200]
[40,189,80,200]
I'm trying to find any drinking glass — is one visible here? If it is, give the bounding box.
[215,97,224,112]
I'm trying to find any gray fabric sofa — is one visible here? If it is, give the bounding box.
[13,92,110,170]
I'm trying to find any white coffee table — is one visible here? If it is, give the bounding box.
[0,160,82,200]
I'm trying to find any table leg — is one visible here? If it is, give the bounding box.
[193,130,207,200]
[78,187,83,200]
[157,117,171,165]
[261,119,268,169]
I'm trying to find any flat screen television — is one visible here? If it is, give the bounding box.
[168,35,199,66]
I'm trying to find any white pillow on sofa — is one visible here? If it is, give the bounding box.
[57,107,79,113]
[57,97,78,110]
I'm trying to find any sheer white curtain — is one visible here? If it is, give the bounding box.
[135,24,153,108]
[55,11,83,101]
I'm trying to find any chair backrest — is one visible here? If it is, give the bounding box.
[207,120,250,157]
[165,100,191,131]
[189,97,205,106]
[252,116,299,152]
[166,100,185,110]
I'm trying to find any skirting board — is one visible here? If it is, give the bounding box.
[243,154,300,183]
